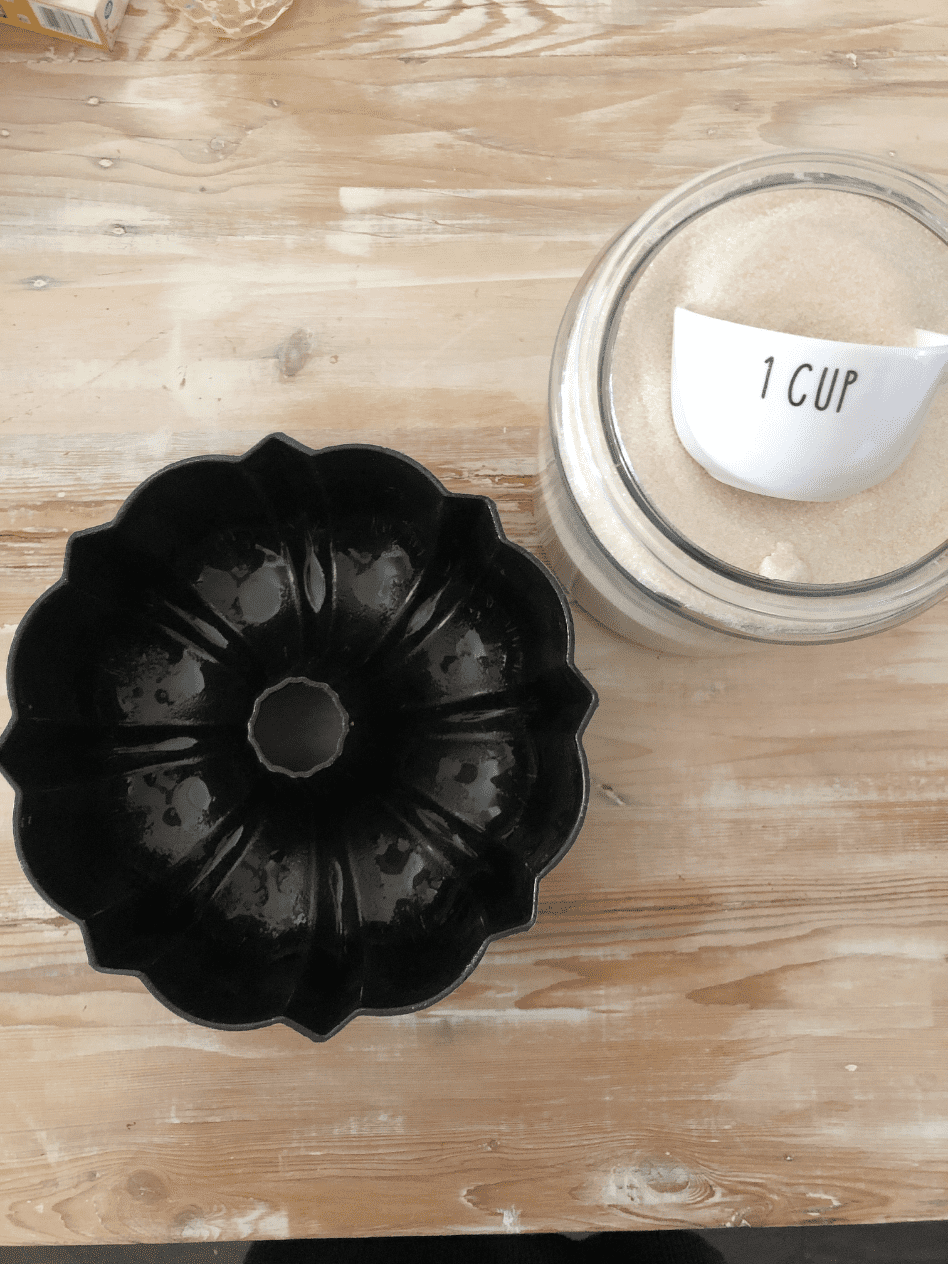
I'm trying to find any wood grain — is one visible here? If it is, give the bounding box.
[4,0,948,1244]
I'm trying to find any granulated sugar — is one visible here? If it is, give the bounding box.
[609,188,948,582]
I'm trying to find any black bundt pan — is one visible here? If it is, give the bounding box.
[0,434,596,1041]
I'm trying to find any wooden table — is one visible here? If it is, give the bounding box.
[3,0,948,1244]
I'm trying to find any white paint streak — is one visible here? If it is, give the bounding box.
[833,932,948,961]
[881,1119,948,1141]
[339,186,387,214]
[34,1130,64,1165]
[805,1191,841,1208]
[690,681,724,704]
[502,1207,522,1233]
[58,202,171,230]
[0,888,61,922]
[179,1204,291,1241]
[333,1112,406,1136]
[417,1007,589,1022]
[323,230,374,258]
[337,186,626,214]
[701,774,948,812]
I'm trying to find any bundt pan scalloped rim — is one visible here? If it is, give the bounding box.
[0,433,596,1041]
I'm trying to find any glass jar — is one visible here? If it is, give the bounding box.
[539,150,948,653]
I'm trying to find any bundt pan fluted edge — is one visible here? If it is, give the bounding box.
[0,433,596,1041]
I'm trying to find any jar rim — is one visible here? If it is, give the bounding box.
[549,149,948,642]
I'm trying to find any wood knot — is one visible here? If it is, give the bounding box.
[608,1158,717,1210]
[277,328,313,379]
[641,1160,692,1195]
[126,1170,169,1204]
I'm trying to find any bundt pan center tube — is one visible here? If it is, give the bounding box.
[0,434,596,1041]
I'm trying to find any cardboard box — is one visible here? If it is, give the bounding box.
[0,0,128,48]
